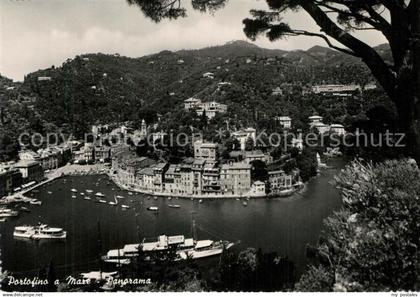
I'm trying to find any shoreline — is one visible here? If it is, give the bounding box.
[2,163,306,203]
[108,173,305,200]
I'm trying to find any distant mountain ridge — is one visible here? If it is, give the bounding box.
[0,39,389,137]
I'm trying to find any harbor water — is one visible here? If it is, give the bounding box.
[0,158,345,280]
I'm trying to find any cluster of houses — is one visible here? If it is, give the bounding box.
[184,98,228,119]
[112,138,301,198]
[308,115,346,135]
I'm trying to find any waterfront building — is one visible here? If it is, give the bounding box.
[19,147,66,171]
[232,128,257,151]
[18,150,39,161]
[220,162,252,196]
[202,164,221,195]
[194,141,218,165]
[179,164,194,195]
[137,167,155,191]
[163,164,181,194]
[14,160,44,183]
[0,167,23,197]
[153,163,169,192]
[73,143,95,163]
[250,181,266,196]
[95,146,112,163]
[268,170,293,194]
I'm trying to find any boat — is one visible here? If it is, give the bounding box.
[0,208,19,217]
[128,192,133,196]
[147,206,159,211]
[20,206,31,213]
[80,192,85,196]
[242,201,248,207]
[168,205,181,209]
[86,190,93,193]
[168,197,172,200]
[199,199,203,204]
[14,224,67,240]
[99,199,107,204]
[102,232,234,264]
[29,199,42,206]
[72,195,77,199]
[109,196,118,206]
[47,191,53,195]
[116,195,124,199]
[0,218,7,222]
[121,205,130,210]
[84,197,91,201]
[95,192,105,197]
[154,197,158,200]
[71,189,78,193]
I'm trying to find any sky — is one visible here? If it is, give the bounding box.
[0,0,387,81]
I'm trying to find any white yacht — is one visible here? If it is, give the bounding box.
[71,189,78,193]
[86,189,93,193]
[14,224,67,240]
[168,204,181,209]
[32,225,67,240]
[121,205,130,210]
[147,206,159,211]
[95,192,105,197]
[102,234,234,265]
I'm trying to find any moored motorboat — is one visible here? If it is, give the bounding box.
[72,195,77,199]
[71,189,77,193]
[121,205,130,210]
[95,192,105,197]
[0,208,19,217]
[168,204,181,209]
[99,199,107,204]
[86,189,93,193]
[147,206,158,211]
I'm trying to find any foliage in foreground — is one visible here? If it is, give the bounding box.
[297,159,420,291]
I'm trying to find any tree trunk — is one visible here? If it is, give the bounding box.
[410,0,420,165]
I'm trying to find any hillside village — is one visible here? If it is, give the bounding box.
[1,41,395,199]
